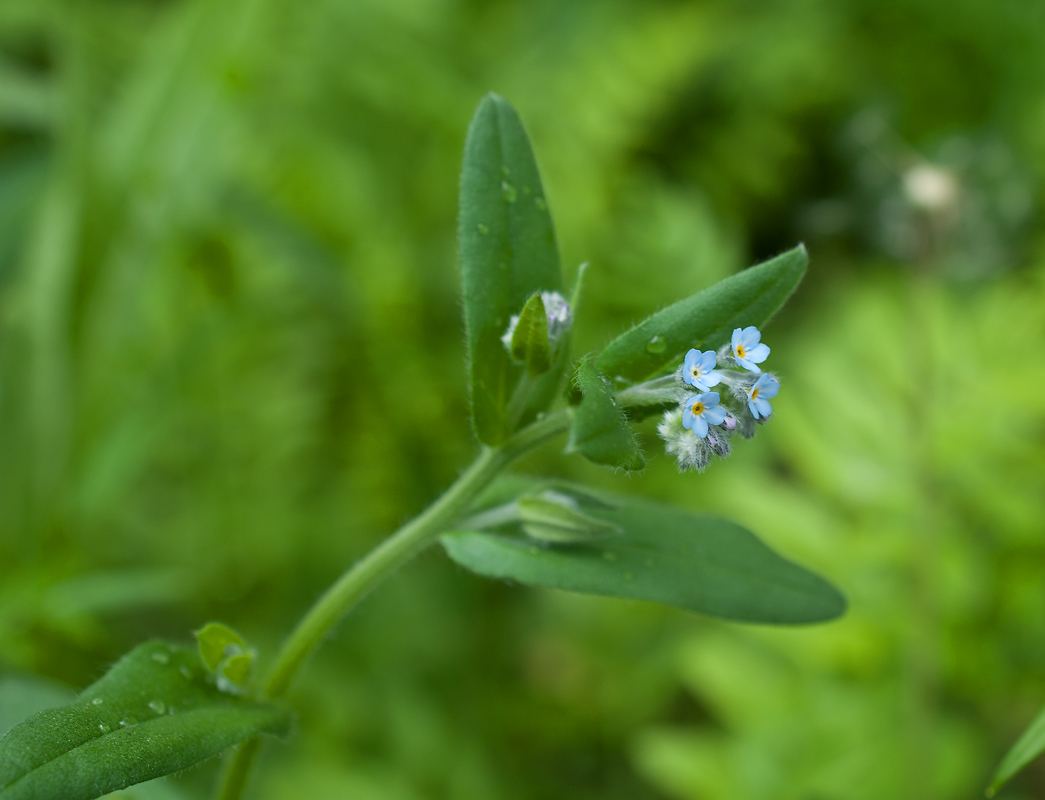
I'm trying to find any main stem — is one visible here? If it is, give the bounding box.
[216,408,572,800]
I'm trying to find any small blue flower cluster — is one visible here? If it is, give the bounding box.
[657,326,781,472]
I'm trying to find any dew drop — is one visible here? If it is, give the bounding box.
[501,181,517,203]
[148,700,166,715]
[150,651,170,665]
[99,723,110,733]
[645,335,666,354]
[119,720,129,727]
[476,223,488,235]
[90,698,103,705]
[534,197,547,211]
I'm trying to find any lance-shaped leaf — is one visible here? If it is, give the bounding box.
[597,245,807,385]
[567,356,644,471]
[0,641,290,800]
[459,93,562,444]
[442,489,845,625]
[508,293,552,376]
[987,705,1045,796]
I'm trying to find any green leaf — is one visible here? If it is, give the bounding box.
[509,293,552,376]
[459,93,562,444]
[597,245,807,384]
[442,490,846,625]
[567,356,644,471]
[194,622,246,672]
[988,705,1045,796]
[0,641,290,800]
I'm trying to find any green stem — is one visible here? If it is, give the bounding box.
[216,408,572,800]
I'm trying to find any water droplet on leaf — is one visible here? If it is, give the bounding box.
[91,698,103,705]
[645,335,666,354]
[99,723,110,733]
[150,652,170,665]
[148,700,166,715]
[501,181,517,203]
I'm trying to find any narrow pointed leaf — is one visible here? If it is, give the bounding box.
[567,356,644,471]
[442,489,845,625]
[0,641,289,800]
[988,705,1045,796]
[459,93,562,444]
[597,245,807,384]
[509,293,552,375]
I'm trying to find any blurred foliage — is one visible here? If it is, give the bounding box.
[1,0,1044,798]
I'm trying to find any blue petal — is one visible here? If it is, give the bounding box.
[692,416,708,438]
[748,398,760,419]
[684,349,700,370]
[704,405,727,425]
[731,328,743,348]
[759,377,780,400]
[701,391,720,406]
[703,370,723,387]
[740,326,761,348]
[747,343,770,363]
[698,350,717,371]
[682,395,701,429]
[736,356,761,373]
[754,398,773,418]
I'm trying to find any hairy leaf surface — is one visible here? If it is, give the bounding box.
[0,641,289,800]
[597,245,807,384]
[443,489,845,625]
[459,93,562,444]
[567,356,644,471]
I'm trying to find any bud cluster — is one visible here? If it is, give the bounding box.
[656,326,781,473]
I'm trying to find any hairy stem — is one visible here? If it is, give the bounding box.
[215,408,572,800]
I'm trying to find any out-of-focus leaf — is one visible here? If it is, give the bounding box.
[509,293,552,376]
[597,245,807,384]
[39,570,183,621]
[442,490,845,624]
[458,93,562,445]
[988,705,1045,796]
[0,641,289,800]
[567,356,644,471]
[0,675,72,738]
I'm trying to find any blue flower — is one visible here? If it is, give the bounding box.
[682,392,728,438]
[682,349,723,392]
[746,373,779,419]
[731,326,770,372]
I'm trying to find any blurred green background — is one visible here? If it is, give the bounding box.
[2,0,1045,798]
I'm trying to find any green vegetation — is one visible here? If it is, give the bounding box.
[2,0,1045,798]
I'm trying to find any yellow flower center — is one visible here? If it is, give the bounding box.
[735,344,746,358]
[691,402,704,415]
[750,387,759,399]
